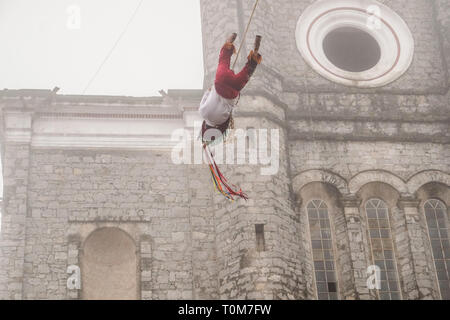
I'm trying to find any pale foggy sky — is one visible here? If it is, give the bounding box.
[0,0,205,200]
[0,0,204,97]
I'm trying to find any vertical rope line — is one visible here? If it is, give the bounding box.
[82,0,145,94]
[232,0,260,70]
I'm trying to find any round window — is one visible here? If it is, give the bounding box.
[322,27,381,72]
[295,0,414,87]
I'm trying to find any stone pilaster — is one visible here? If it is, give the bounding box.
[295,198,314,299]
[341,195,371,300]
[0,109,33,299]
[389,203,418,300]
[140,235,153,300]
[398,196,439,299]
[66,235,81,300]
[334,205,357,300]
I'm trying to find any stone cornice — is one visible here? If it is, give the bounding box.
[286,114,450,124]
[2,89,448,147]
[36,112,183,120]
[341,195,362,208]
[397,196,421,210]
[0,95,204,149]
[288,119,450,144]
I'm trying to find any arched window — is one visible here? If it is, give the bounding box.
[424,199,450,300]
[307,200,338,300]
[81,228,138,300]
[365,199,401,300]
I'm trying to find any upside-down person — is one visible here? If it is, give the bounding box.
[199,33,262,201]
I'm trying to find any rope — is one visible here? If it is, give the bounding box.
[232,0,260,70]
[82,0,145,94]
[201,0,260,201]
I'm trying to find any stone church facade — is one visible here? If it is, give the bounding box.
[0,0,449,300]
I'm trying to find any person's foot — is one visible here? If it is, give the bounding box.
[247,36,262,77]
[223,33,237,53]
[227,33,238,44]
[253,35,262,53]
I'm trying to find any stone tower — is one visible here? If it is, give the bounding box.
[199,0,450,300]
[200,0,306,300]
[0,0,449,300]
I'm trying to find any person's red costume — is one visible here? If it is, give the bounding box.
[199,35,262,202]
[214,42,262,100]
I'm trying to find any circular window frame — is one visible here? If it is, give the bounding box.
[295,0,414,88]
[322,26,382,73]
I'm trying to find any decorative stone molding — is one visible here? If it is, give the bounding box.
[348,170,408,194]
[37,112,183,120]
[296,0,414,87]
[1,100,204,150]
[397,196,421,211]
[341,195,363,223]
[292,169,349,195]
[341,195,362,209]
[2,111,33,143]
[407,170,450,194]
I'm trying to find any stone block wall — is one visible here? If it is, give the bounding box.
[0,143,30,299]
[20,149,219,299]
[0,0,448,300]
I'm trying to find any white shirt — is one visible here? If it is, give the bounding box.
[199,85,238,127]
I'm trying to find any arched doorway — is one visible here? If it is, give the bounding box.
[81,227,138,300]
